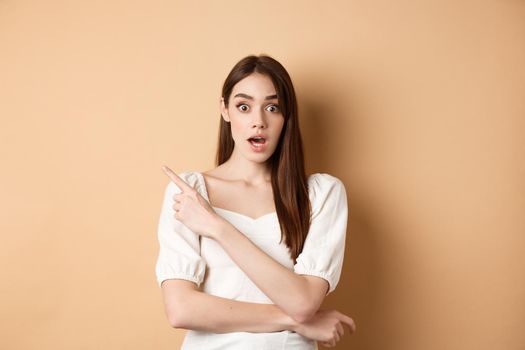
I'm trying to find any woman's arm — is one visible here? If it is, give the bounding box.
[159,168,341,324]
[214,223,328,323]
[161,279,298,333]
[162,279,356,348]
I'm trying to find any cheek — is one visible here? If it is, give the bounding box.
[276,118,285,134]
[229,119,248,139]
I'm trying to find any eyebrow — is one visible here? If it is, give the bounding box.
[233,93,278,100]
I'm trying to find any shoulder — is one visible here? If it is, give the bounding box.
[307,173,347,206]
[308,173,346,193]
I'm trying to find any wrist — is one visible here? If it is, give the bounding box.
[211,214,231,242]
[286,315,301,333]
[271,304,300,332]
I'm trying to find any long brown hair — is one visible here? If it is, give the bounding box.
[215,54,311,263]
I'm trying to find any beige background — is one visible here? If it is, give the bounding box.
[1,1,524,349]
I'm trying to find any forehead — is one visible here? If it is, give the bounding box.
[232,73,277,98]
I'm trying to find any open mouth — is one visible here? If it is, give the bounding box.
[247,136,267,146]
[247,136,268,151]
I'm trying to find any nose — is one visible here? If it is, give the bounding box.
[252,108,267,129]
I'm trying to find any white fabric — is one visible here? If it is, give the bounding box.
[155,171,348,350]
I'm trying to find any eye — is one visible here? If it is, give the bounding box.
[266,104,280,113]
[236,103,249,112]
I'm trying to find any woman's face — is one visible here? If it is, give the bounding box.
[221,72,285,162]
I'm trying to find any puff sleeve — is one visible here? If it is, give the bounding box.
[155,175,206,288]
[293,174,348,294]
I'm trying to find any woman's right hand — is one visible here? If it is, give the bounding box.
[292,309,356,348]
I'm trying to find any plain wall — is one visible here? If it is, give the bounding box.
[1,1,524,349]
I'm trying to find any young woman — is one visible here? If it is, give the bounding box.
[155,54,356,349]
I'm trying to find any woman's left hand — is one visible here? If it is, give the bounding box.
[162,165,225,239]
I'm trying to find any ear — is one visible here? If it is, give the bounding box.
[220,97,230,123]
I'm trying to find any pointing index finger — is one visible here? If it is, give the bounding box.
[161,165,192,192]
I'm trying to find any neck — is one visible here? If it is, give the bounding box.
[221,148,272,185]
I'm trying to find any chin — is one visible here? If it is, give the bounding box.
[244,150,273,162]
[248,154,271,162]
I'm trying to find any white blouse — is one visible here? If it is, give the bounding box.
[155,171,348,350]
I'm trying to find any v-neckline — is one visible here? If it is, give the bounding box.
[194,171,278,222]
